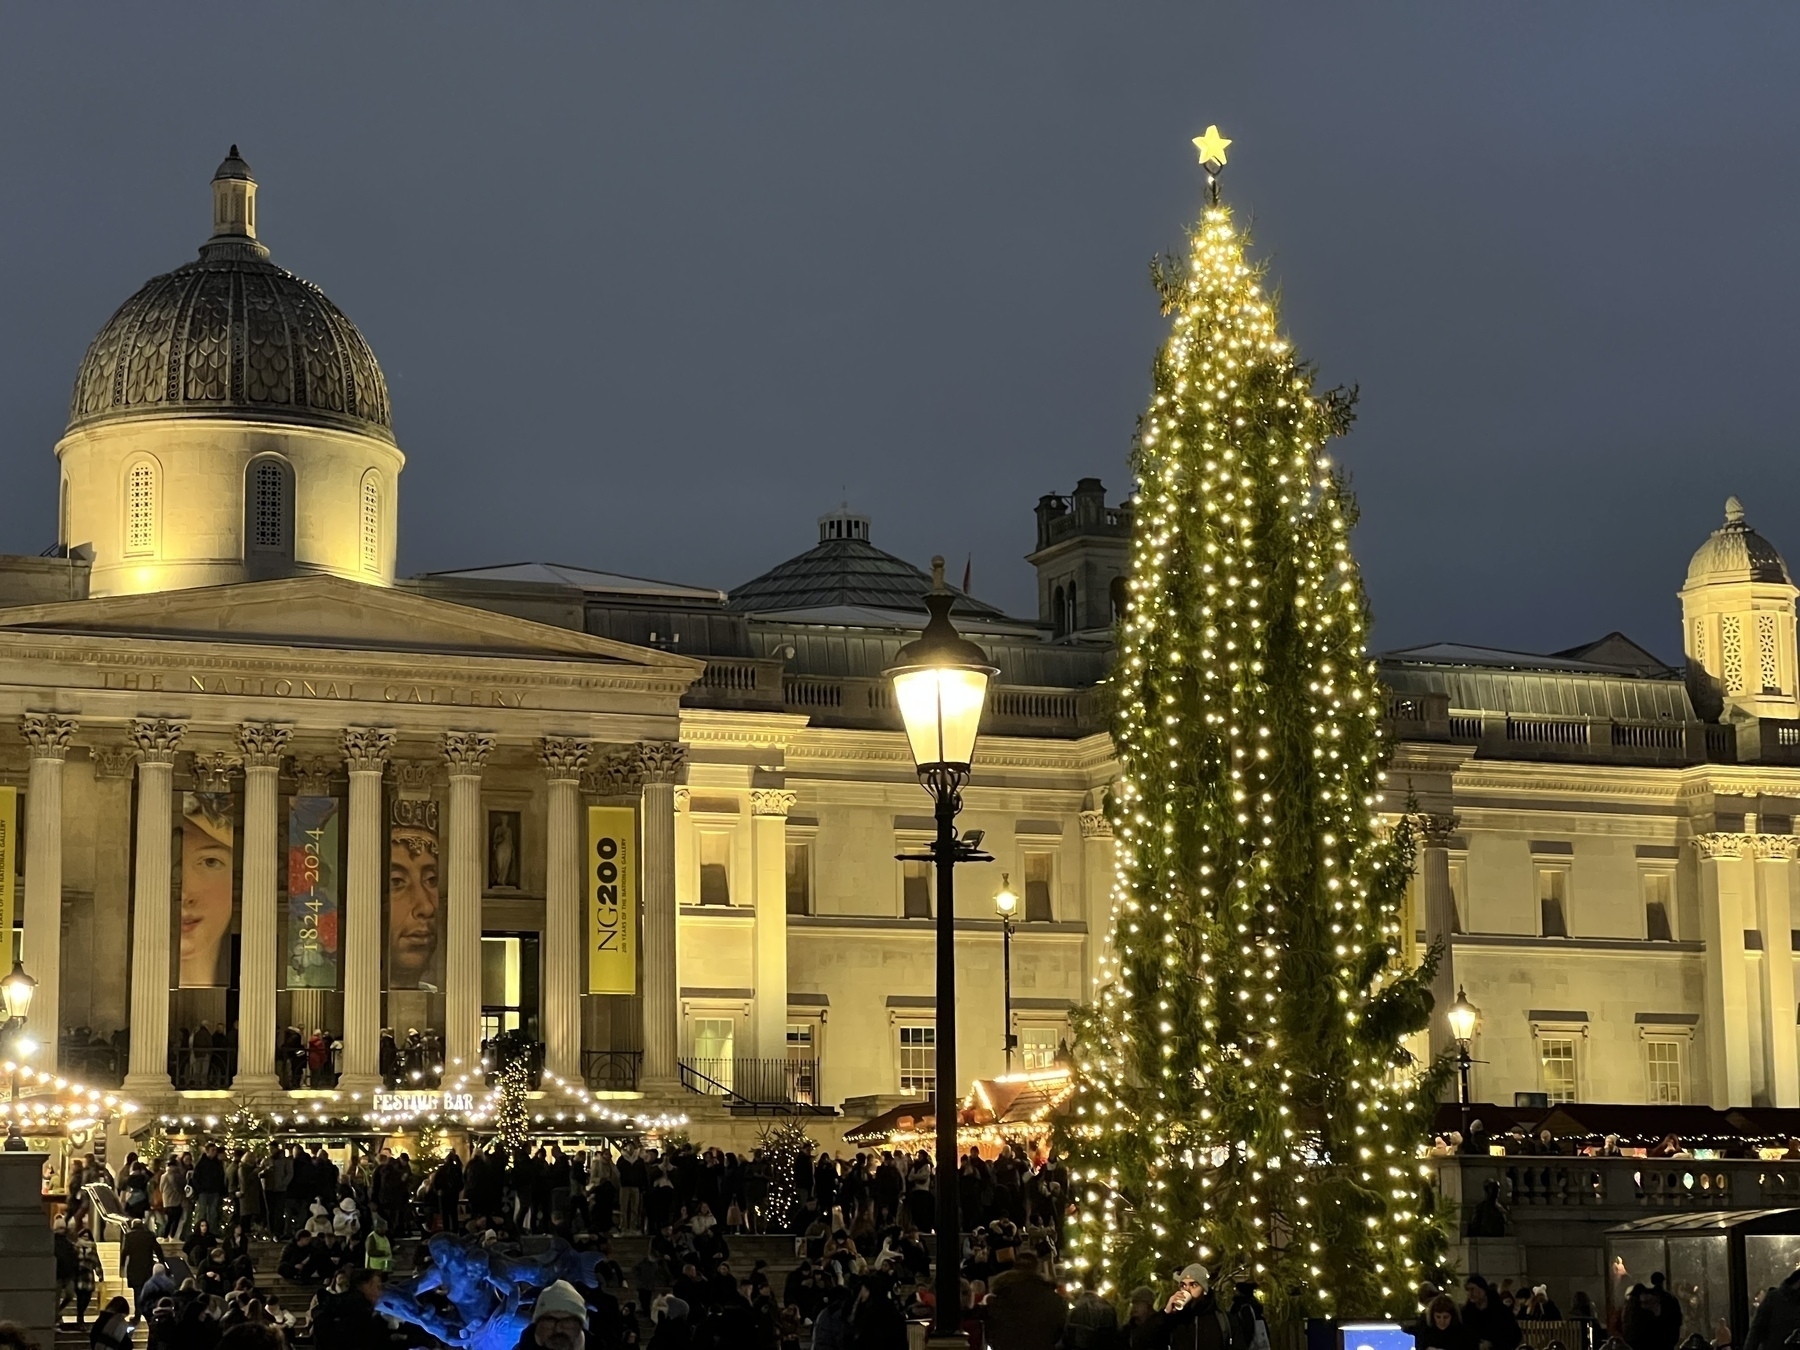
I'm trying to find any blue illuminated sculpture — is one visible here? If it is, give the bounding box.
[377,1233,603,1350]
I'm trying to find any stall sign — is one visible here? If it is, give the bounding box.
[372,1091,475,1115]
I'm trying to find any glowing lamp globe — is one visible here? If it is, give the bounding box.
[994,876,1019,918]
[1,961,36,1022]
[886,565,998,774]
[1447,986,1478,1046]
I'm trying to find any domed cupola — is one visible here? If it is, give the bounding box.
[1680,497,1799,722]
[55,148,404,596]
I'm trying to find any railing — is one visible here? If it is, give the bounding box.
[169,1045,237,1090]
[481,1036,544,1089]
[1612,723,1686,749]
[61,1038,123,1088]
[698,661,760,692]
[990,689,1080,720]
[1706,724,1738,761]
[680,1057,831,1113]
[1507,717,1590,746]
[581,1050,643,1092]
[784,679,842,708]
[1388,697,1427,722]
[1781,726,1800,747]
[1448,716,1484,740]
[1438,1153,1800,1217]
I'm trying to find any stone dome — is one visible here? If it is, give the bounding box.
[66,147,392,442]
[1686,496,1791,587]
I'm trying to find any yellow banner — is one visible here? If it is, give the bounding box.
[587,805,637,995]
[0,788,15,948]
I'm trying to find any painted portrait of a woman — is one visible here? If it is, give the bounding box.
[174,792,236,987]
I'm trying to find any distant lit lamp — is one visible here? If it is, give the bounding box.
[0,960,37,1152]
[886,558,998,1349]
[994,877,1019,1073]
[1447,985,1479,1136]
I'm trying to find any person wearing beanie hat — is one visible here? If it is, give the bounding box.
[528,1281,588,1350]
[1165,1263,1232,1350]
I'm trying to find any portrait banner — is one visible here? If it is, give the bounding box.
[176,791,237,988]
[285,795,341,989]
[387,797,443,992]
[587,805,636,995]
[0,787,15,944]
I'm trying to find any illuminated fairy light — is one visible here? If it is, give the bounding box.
[1055,131,1442,1325]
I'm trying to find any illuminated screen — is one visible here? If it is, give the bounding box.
[1339,1323,1413,1350]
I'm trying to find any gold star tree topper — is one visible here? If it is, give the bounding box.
[1192,125,1232,168]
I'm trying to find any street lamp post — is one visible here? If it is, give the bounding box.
[887,559,998,1349]
[994,877,1018,1074]
[1447,985,1479,1140]
[0,959,38,1152]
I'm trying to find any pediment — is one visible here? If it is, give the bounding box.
[0,575,699,671]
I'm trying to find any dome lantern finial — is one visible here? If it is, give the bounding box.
[1726,495,1745,525]
[211,145,257,241]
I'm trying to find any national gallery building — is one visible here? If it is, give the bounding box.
[1,152,1797,1142]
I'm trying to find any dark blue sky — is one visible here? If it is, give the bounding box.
[3,6,1797,658]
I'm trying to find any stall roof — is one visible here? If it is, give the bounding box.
[843,1101,935,1145]
[1608,1209,1800,1235]
[1538,1104,1747,1141]
[1432,1102,1545,1137]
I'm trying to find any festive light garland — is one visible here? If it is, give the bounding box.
[1056,134,1445,1323]
[757,1120,812,1231]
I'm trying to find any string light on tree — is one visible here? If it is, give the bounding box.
[757,1120,813,1231]
[1055,125,1447,1326]
[494,1056,532,1154]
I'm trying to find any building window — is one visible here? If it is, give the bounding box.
[1759,613,1782,694]
[251,460,285,548]
[1019,1026,1061,1070]
[1538,1036,1577,1103]
[1646,1040,1683,1104]
[1052,585,1066,638]
[1644,871,1675,941]
[58,478,69,548]
[688,1017,735,1093]
[1110,576,1129,624]
[698,832,731,906]
[1722,615,1745,695]
[898,1024,935,1097]
[902,860,932,919]
[1447,858,1467,934]
[1023,850,1054,922]
[785,841,812,916]
[1538,868,1569,938]
[360,474,381,572]
[126,461,156,555]
[786,1025,818,1104]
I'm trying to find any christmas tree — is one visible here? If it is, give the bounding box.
[1059,129,1445,1323]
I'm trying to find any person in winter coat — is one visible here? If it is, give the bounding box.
[72,1230,102,1326]
[1164,1265,1232,1350]
[984,1252,1069,1350]
[1747,1268,1800,1350]
[1417,1295,1473,1350]
[1063,1286,1120,1350]
[1462,1276,1522,1350]
[233,1155,265,1237]
[157,1160,186,1239]
[118,1222,162,1316]
[333,1196,362,1239]
[89,1297,132,1350]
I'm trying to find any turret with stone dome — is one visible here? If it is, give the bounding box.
[56,147,403,596]
[1680,496,1799,722]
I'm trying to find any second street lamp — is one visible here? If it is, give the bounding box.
[886,558,998,1350]
[0,959,37,1152]
[1447,985,1479,1139]
[994,876,1018,1074]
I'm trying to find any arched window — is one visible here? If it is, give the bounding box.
[1068,579,1079,631]
[1052,584,1066,638]
[1110,576,1130,624]
[360,474,381,573]
[58,478,69,549]
[251,460,285,548]
[125,461,156,555]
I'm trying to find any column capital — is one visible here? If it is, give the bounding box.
[635,740,687,785]
[236,722,292,770]
[1755,835,1800,860]
[342,727,396,773]
[293,755,337,797]
[1077,809,1113,840]
[1695,832,1754,860]
[19,712,77,760]
[540,736,591,779]
[392,760,437,797]
[751,788,797,818]
[130,717,187,764]
[442,731,495,773]
[191,752,239,793]
[1418,812,1460,846]
[91,744,138,779]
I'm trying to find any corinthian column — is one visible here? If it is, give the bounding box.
[751,789,795,1062]
[442,733,493,1073]
[341,729,394,1092]
[233,723,289,1092]
[19,714,76,1070]
[541,738,590,1084]
[637,741,686,1092]
[124,718,185,1093]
